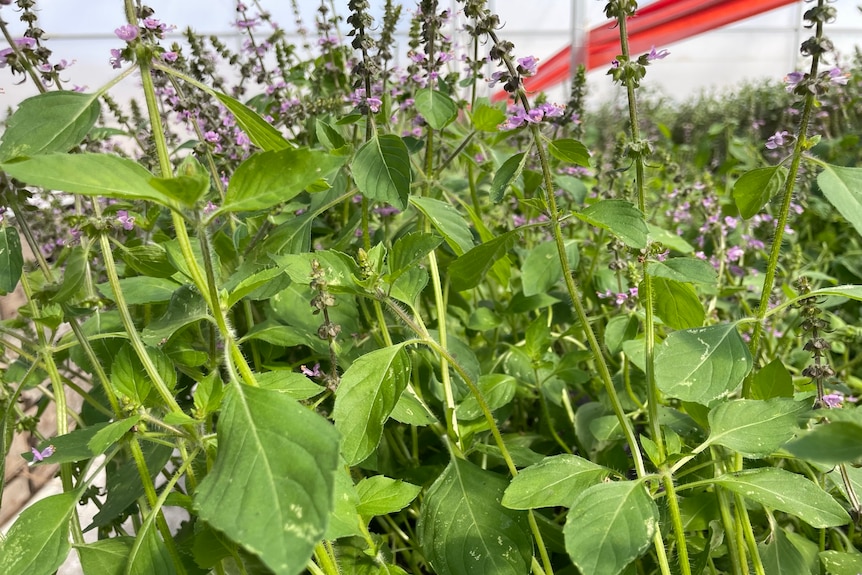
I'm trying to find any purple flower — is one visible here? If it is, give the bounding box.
[235,18,259,29]
[300,363,322,378]
[204,201,218,215]
[203,130,220,143]
[367,97,382,113]
[116,210,135,231]
[822,393,844,408]
[765,131,791,150]
[784,71,804,91]
[827,67,850,85]
[30,445,55,463]
[114,24,139,42]
[517,55,539,76]
[162,51,178,62]
[646,46,670,61]
[109,48,123,69]
[537,102,565,118]
[487,70,507,88]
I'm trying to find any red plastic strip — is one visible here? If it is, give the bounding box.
[493,0,798,100]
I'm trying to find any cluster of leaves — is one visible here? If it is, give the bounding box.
[1,1,862,575]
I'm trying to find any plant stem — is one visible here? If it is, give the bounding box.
[749,2,824,359]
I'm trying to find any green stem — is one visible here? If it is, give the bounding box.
[127,437,189,575]
[749,3,824,359]
[614,4,664,463]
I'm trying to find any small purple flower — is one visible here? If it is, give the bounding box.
[301,363,321,377]
[646,46,670,61]
[827,67,850,85]
[114,24,139,42]
[784,71,804,91]
[765,131,791,150]
[116,210,135,231]
[611,59,620,69]
[487,70,507,88]
[203,201,218,215]
[109,48,123,69]
[162,51,178,62]
[517,55,539,76]
[822,393,844,408]
[30,445,55,463]
[367,97,382,113]
[203,130,220,143]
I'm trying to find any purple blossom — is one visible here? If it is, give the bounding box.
[116,210,135,231]
[30,445,55,463]
[827,67,850,85]
[765,130,791,150]
[517,55,539,76]
[301,363,322,378]
[162,51,178,62]
[822,393,844,408]
[784,71,804,91]
[203,130,220,143]
[646,46,670,61]
[235,18,259,29]
[726,245,745,262]
[114,24,139,42]
[487,70,507,88]
[109,48,123,69]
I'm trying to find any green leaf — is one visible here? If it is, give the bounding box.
[23,422,111,465]
[194,384,340,575]
[573,200,648,249]
[96,277,180,306]
[502,454,609,510]
[353,135,412,210]
[50,246,87,303]
[650,277,705,330]
[315,119,346,151]
[87,415,142,455]
[784,421,862,465]
[654,323,753,405]
[490,152,529,203]
[226,267,290,308]
[214,90,293,151]
[548,139,591,167]
[604,314,639,355]
[355,476,422,517]
[0,91,100,161]
[333,344,411,465]
[521,239,579,297]
[149,174,209,208]
[648,223,694,254]
[733,166,787,219]
[748,358,794,399]
[759,528,810,575]
[387,232,442,283]
[270,250,359,291]
[76,538,135,575]
[418,458,532,575]
[767,285,862,318]
[816,163,862,237]
[127,529,176,575]
[470,101,506,132]
[410,196,474,256]
[456,374,517,420]
[449,230,519,291]
[110,344,175,405]
[564,481,659,575]
[820,551,862,575]
[713,468,850,527]
[326,466,362,540]
[0,492,78,575]
[647,257,718,285]
[0,226,23,295]
[141,285,212,345]
[704,398,805,457]
[221,148,345,213]
[255,370,326,401]
[414,88,458,130]
[0,153,178,209]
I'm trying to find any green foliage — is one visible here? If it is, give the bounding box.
[2,3,862,574]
